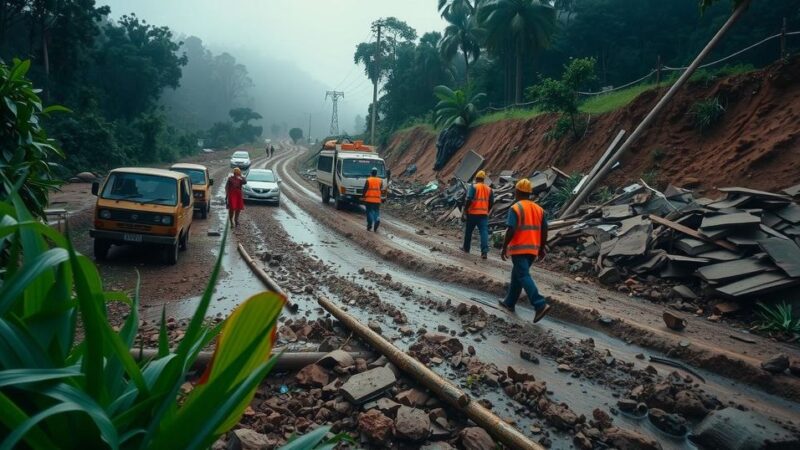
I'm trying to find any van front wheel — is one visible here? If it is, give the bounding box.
[164,242,179,265]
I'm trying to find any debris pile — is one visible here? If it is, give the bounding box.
[548,183,800,303]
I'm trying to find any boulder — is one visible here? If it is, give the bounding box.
[294,364,329,387]
[396,388,429,407]
[603,427,662,450]
[459,427,495,450]
[339,366,396,404]
[673,390,709,419]
[76,172,97,182]
[394,406,431,442]
[227,429,274,450]
[541,402,580,430]
[421,442,456,450]
[647,408,688,436]
[358,409,394,444]
[507,366,535,383]
[662,311,687,331]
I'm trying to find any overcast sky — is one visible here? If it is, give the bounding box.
[101,0,447,130]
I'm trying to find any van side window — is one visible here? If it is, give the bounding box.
[181,179,191,206]
[317,155,333,172]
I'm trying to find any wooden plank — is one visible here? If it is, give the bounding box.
[718,187,791,201]
[700,212,761,230]
[696,258,774,283]
[758,238,800,278]
[649,214,738,251]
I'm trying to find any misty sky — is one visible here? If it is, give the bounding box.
[101,0,447,133]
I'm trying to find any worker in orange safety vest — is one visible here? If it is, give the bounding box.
[362,167,383,232]
[498,178,551,323]
[461,170,494,259]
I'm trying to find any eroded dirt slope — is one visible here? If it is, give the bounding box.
[385,57,800,193]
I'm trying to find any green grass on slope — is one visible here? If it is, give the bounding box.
[578,83,666,115]
[472,107,544,127]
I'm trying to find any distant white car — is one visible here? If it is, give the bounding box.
[230,151,251,169]
[243,169,281,205]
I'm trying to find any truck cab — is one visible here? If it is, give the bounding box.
[316,141,388,209]
[89,168,194,265]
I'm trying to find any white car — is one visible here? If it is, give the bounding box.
[243,169,281,205]
[230,151,251,170]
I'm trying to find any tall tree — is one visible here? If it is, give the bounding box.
[438,0,481,19]
[439,9,484,86]
[478,0,556,104]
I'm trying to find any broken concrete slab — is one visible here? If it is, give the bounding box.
[783,183,800,197]
[718,187,792,202]
[696,249,740,261]
[598,267,621,285]
[675,238,716,256]
[672,285,697,300]
[395,388,430,407]
[690,407,799,450]
[700,212,761,230]
[454,150,485,182]
[340,366,396,404]
[707,195,752,210]
[775,203,800,224]
[695,258,774,284]
[608,224,651,257]
[603,204,634,220]
[716,272,800,298]
[758,238,800,277]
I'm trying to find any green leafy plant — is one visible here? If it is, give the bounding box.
[591,186,614,203]
[641,169,660,188]
[0,191,292,449]
[757,302,800,334]
[0,59,68,220]
[690,96,725,131]
[433,85,486,129]
[527,57,597,139]
[539,173,583,213]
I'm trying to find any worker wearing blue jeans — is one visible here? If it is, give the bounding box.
[462,171,494,259]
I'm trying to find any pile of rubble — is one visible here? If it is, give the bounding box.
[549,183,800,304]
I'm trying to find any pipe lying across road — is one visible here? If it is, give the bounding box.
[132,348,373,371]
[237,242,298,312]
[317,295,544,450]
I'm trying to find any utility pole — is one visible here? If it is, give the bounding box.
[325,90,344,136]
[780,17,787,60]
[370,22,382,146]
[307,113,312,143]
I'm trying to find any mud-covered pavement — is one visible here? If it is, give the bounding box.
[213,142,797,448]
[63,143,799,448]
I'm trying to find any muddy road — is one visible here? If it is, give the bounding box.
[63,143,799,448]
[214,141,798,448]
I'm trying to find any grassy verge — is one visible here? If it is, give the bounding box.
[472,107,544,127]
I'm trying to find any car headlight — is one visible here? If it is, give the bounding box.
[161,216,172,225]
[99,209,111,219]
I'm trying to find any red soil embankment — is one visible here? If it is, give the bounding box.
[385,57,800,193]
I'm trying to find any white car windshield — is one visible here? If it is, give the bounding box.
[247,171,276,182]
[232,152,249,159]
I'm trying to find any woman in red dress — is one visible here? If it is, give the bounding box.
[225,167,246,228]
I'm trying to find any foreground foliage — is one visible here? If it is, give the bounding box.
[0,194,289,449]
[757,302,800,334]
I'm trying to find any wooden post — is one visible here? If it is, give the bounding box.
[561,0,751,218]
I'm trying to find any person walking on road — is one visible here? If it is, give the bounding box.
[362,167,383,232]
[265,145,270,159]
[498,178,551,323]
[270,145,275,158]
[462,170,494,259]
[225,167,247,228]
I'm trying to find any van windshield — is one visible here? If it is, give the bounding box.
[341,159,385,178]
[172,168,206,185]
[101,173,178,206]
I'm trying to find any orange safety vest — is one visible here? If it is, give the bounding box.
[467,183,491,216]
[508,200,544,256]
[363,177,382,204]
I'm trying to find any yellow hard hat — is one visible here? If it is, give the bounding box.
[516,178,533,194]
[475,170,486,180]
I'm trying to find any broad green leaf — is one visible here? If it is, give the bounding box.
[158,307,169,358]
[0,367,81,387]
[0,248,69,316]
[279,426,332,450]
[33,384,119,449]
[0,391,58,450]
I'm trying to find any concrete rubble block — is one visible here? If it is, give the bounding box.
[506,366,535,383]
[598,266,621,285]
[459,427,495,450]
[294,363,330,387]
[671,284,697,300]
[421,442,456,450]
[603,427,663,450]
[647,408,688,436]
[315,349,355,369]
[227,428,275,450]
[396,388,430,407]
[395,406,431,442]
[662,311,688,331]
[357,409,394,445]
[340,366,396,404]
[690,407,799,450]
[376,397,402,415]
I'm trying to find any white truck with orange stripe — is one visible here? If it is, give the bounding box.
[316,140,389,210]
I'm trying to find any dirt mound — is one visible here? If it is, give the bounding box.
[385,57,800,193]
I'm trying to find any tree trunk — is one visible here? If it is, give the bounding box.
[515,46,522,105]
[463,51,470,87]
[42,28,50,102]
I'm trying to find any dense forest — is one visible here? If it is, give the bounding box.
[357,0,799,142]
[0,1,264,174]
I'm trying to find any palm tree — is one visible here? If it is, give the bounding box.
[433,85,486,129]
[439,10,484,86]
[438,0,479,19]
[478,0,556,104]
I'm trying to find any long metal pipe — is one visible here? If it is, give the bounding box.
[318,296,544,450]
[237,242,296,311]
[132,348,373,371]
[562,0,751,217]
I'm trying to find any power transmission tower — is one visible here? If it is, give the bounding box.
[325,90,344,136]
